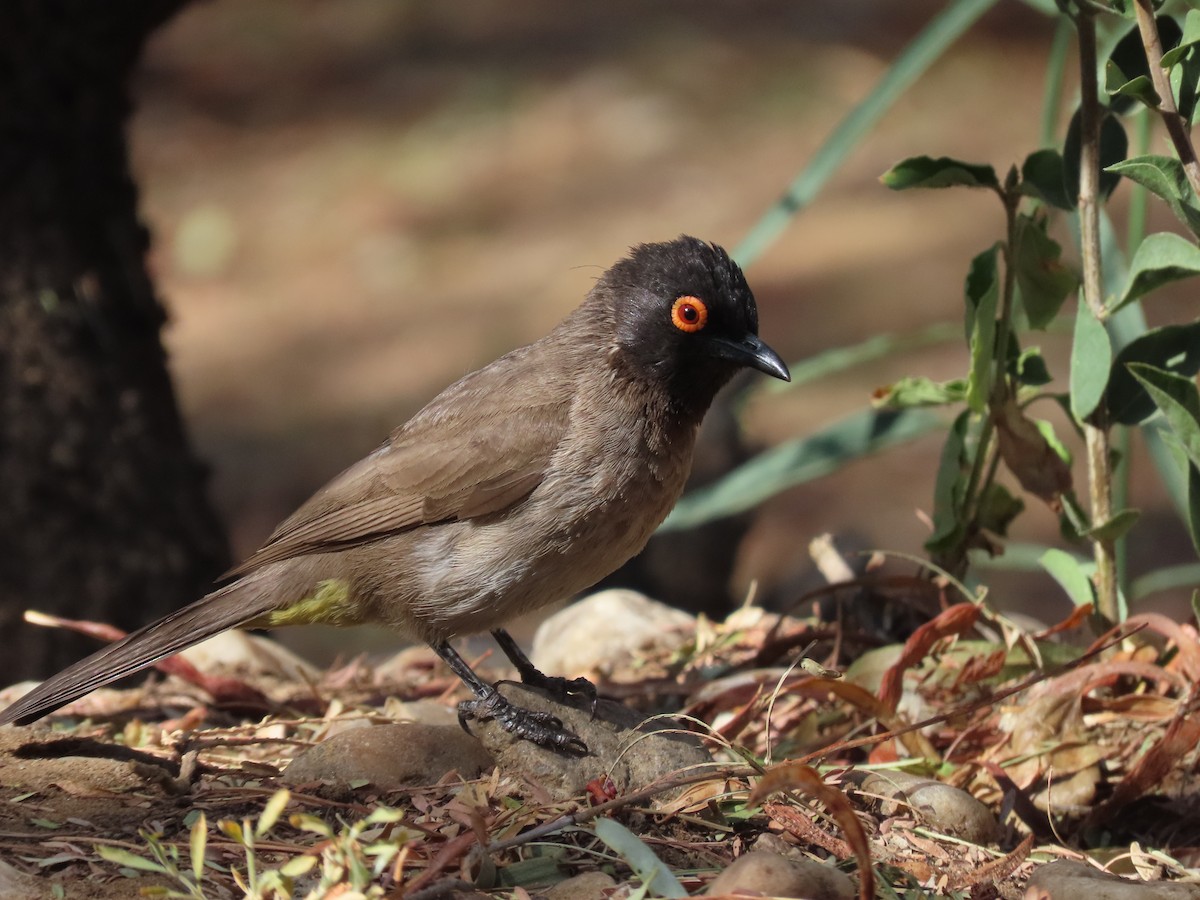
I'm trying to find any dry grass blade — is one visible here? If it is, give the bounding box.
[878,602,980,713]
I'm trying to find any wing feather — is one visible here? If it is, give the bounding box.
[224,343,572,579]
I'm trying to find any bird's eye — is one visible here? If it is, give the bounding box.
[671,296,708,333]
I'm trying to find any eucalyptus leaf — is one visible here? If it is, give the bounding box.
[925,410,971,554]
[1070,306,1112,422]
[662,408,942,531]
[872,376,967,409]
[1080,508,1141,541]
[594,819,687,899]
[965,245,1000,413]
[1106,322,1200,424]
[1105,155,1200,236]
[881,155,1000,191]
[1115,232,1200,311]
[1014,214,1078,328]
[1107,17,1182,114]
[1105,60,1160,109]
[1128,362,1200,468]
[1162,10,1200,68]
[1020,148,1073,210]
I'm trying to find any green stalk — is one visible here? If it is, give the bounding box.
[734,0,998,266]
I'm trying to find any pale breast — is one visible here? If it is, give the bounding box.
[400,377,698,641]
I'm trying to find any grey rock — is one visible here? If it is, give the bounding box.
[283,722,493,790]
[1027,860,1200,899]
[706,850,854,899]
[852,769,998,844]
[469,682,711,802]
[531,589,694,677]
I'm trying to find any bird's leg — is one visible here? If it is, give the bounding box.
[490,628,598,711]
[431,640,587,754]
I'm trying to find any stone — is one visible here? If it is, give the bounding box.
[469,682,711,802]
[852,769,998,844]
[1026,859,1200,899]
[706,850,854,899]
[530,589,694,678]
[283,722,492,790]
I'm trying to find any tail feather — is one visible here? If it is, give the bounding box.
[0,578,276,726]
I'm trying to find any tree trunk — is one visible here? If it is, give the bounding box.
[0,1,231,680]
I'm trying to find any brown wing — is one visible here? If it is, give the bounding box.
[224,342,572,579]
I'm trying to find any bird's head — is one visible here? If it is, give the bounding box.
[598,236,790,413]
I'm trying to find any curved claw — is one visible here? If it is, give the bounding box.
[457,688,588,754]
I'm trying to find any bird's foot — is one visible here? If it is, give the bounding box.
[457,688,587,754]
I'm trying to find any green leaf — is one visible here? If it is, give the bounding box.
[1070,306,1112,422]
[1107,17,1182,114]
[1105,156,1200,237]
[256,789,289,837]
[872,376,967,409]
[660,408,942,531]
[1106,60,1160,108]
[189,813,207,882]
[881,155,1000,191]
[1107,322,1200,424]
[1081,508,1141,541]
[766,322,961,392]
[1014,214,1079,328]
[1161,432,1200,557]
[965,245,1000,413]
[96,846,167,874]
[1128,362,1200,468]
[1040,548,1096,607]
[925,410,971,554]
[1020,148,1073,210]
[1162,10,1200,67]
[1064,108,1128,202]
[595,819,687,899]
[1115,232,1200,311]
[1014,345,1053,386]
[976,482,1025,537]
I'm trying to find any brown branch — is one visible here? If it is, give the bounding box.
[1134,0,1200,201]
[1076,12,1119,622]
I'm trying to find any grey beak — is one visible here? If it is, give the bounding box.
[707,333,791,381]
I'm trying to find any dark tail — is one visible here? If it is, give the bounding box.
[0,577,276,726]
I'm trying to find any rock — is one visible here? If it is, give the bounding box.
[852,769,998,844]
[706,850,854,899]
[530,589,694,678]
[469,682,711,802]
[545,871,618,900]
[178,630,320,681]
[283,722,493,790]
[1026,859,1200,899]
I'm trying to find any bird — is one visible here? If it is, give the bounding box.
[0,236,790,752]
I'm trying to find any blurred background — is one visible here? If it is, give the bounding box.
[124,1,1192,660]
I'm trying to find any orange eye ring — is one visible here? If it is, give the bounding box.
[671,296,708,333]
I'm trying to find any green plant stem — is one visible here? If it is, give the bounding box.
[1133,0,1200,200]
[1075,12,1119,623]
[733,0,997,266]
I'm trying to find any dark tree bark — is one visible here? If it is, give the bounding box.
[0,2,230,680]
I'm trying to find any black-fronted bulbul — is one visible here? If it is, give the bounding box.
[0,236,790,751]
